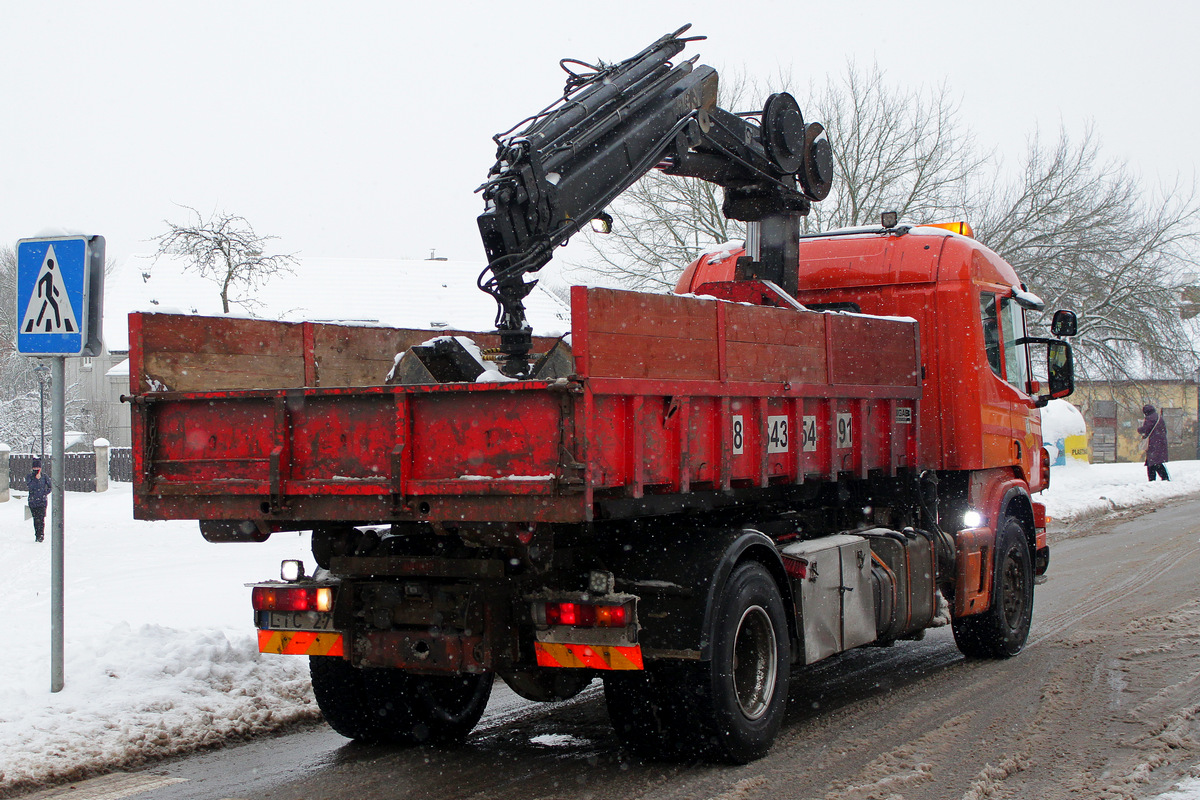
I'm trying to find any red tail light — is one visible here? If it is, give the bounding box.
[542,601,629,628]
[252,586,332,612]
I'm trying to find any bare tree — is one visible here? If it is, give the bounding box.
[579,172,745,291]
[154,206,298,313]
[804,62,987,231]
[971,128,1200,380]
[574,63,983,290]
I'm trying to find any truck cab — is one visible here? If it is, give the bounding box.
[678,223,1068,487]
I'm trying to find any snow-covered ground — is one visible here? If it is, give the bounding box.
[4,465,1200,796]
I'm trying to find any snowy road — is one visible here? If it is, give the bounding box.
[58,495,1200,800]
[7,465,1200,799]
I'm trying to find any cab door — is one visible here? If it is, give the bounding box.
[978,290,1039,476]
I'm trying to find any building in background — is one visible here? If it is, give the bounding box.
[1071,379,1198,463]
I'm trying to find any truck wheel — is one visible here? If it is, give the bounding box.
[309,656,493,744]
[952,517,1034,659]
[703,561,791,762]
[605,562,789,763]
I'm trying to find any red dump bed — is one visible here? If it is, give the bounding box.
[129,286,921,525]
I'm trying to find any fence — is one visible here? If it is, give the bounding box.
[9,453,97,492]
[110,448,133,483]
[4,447,135,495]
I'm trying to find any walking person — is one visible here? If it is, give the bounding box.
[26,458,52,542]
[1138,404,1170,482]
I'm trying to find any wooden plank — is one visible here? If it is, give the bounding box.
[829,315,920,386]
[724,303,824,347]
[725,341,828,383]
[133,312,566,392]
[585,334,719,381]
[584,288,717,340]
[138,313,301,357]
[143,351,305,392]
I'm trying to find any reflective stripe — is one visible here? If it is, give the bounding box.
[258,629,344,656]
[534,641,644,670]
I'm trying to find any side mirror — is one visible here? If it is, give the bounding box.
[1051,309,1077,338]
[1046,340,1074,399]
[1017,337,1075,406]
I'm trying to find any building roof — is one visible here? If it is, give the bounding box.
[100,254,572,352]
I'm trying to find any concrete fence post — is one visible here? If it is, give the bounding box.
[0,443,9,503]
[94,438,110,493]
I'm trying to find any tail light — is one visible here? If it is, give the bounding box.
[252,586,333,613]
[539,601,629,628]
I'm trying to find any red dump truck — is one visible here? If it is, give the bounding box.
[125,28,1076,763]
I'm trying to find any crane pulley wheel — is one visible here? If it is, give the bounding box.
[801,122,833,201]
[761,92,806,175]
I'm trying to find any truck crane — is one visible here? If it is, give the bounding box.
[476,24,832,376]
[123,27,1077,764]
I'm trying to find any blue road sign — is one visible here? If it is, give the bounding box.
[16,235,104,356]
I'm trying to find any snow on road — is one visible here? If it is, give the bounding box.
[4,465,1200,796]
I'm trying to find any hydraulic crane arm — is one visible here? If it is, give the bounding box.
[477,24,833,376]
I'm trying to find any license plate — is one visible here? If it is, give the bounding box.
[267,611,335,631]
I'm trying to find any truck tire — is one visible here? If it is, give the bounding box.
[605,561,790,763]
[309,656,493,744]
[703,561,791,762]
[952,516,1034,659]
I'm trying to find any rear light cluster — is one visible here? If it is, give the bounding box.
[252,586,333,613]
[542,601,628,628]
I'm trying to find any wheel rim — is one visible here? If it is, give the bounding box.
[732,605,777,720]
[1000,545,1028,629]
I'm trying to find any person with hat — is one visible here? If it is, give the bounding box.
[1138,404,1170,482]
[26,458,52,542]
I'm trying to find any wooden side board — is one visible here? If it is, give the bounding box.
[128,312,564,393]
[573,287,918,389]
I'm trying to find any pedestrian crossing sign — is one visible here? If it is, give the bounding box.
[16,235,105,356]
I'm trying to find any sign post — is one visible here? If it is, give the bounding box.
[15,234,105,693]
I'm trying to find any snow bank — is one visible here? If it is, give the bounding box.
[1,484,318,793]
[1040,399,1088,465]
[1036,459,1200,525]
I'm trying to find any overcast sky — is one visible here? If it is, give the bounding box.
[2,1,1196,269]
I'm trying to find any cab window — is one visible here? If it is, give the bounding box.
[979,294,1002,377]
[980,292,1031,392]
[999,296,1029,389]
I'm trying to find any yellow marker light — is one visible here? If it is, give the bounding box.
[925,221,975,238]
[316,587,333,613]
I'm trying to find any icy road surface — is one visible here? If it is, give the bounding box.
[4,464,1200,797]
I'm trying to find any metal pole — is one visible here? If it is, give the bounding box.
[35,362,49,459]
[51,356,65,693]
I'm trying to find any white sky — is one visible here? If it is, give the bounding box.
[2,1,1197,267]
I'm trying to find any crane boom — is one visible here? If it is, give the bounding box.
[476,24,833,376]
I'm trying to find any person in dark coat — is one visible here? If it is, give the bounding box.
[26,458,52,542]
[1138,404,1170,482]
